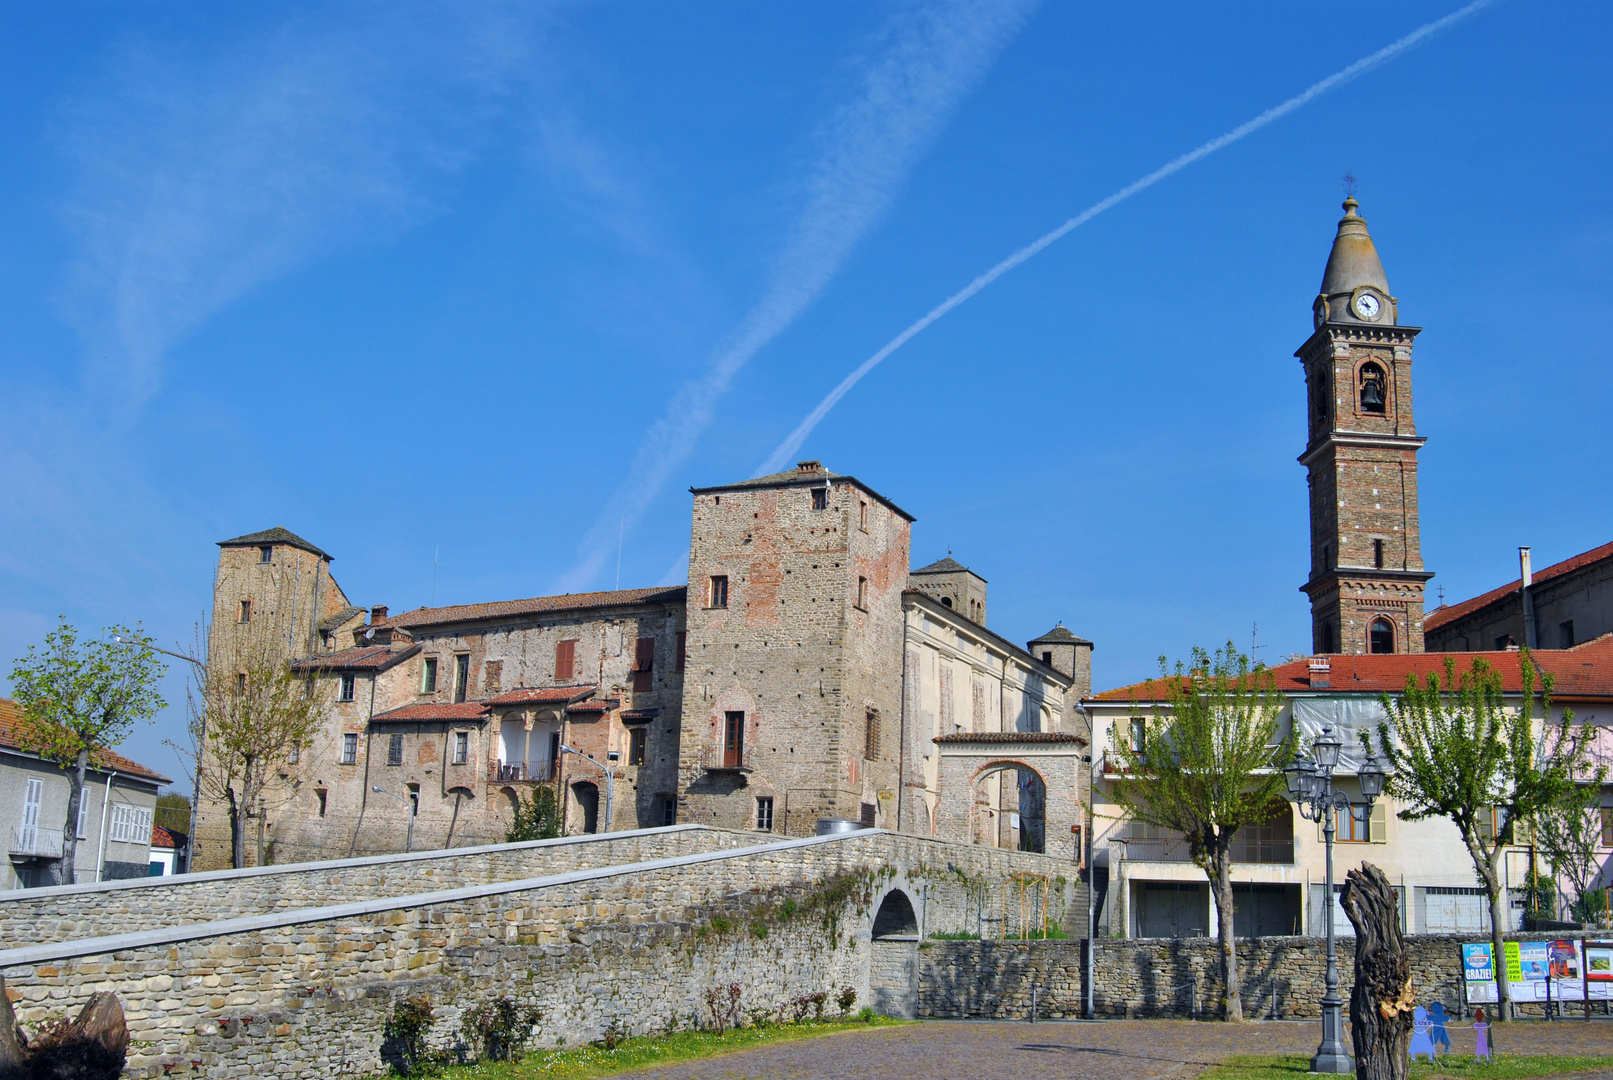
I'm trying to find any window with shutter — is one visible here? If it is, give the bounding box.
[633,637,655,692]
[555,639,577,681]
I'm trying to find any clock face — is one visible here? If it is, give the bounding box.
[1354,292,1381,319]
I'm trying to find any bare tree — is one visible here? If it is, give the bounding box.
[1106,642,1292,1021]
[9,619,166,883]
[192,634,325,868]
[1375,651,1602,1019]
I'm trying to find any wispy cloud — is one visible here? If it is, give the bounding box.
[556,0,1039,591]
[54,5,540,415]
[757,0,1499,474]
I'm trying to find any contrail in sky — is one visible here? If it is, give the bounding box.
[756,0,1497,477]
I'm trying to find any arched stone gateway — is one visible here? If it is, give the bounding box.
[867,883,922,1019]
[931,732,1085,862]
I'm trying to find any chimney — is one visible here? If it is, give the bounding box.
[1309,657,1332,689]
[1519,547,1538,649]
[796,460,821,472]
[370,604,389,625]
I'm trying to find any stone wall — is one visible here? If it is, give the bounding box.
[0,825,749,947]
[0,829,1064,1079]
[918,931,1579,1020]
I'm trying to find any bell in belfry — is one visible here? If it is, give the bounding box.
[1360,374,1384,411]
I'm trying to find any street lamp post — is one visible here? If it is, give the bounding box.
[371,786,415,852]
[559,745,614,833]
[1284,724,1386,1075]
[113,633,206,873]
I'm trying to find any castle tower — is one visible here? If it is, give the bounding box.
[1298,198,1434,654]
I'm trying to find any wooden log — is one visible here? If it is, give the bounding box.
[1341,862,1413,1080]
[0,975,24,1080]
[24,992,127,1080]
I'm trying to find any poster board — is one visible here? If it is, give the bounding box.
[1462,941,1608,1004]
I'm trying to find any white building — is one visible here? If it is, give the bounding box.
[2,699,170,889]
[1084,638,1613,939]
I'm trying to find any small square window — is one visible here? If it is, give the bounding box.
[316,788,328,817]
[239,599,252,623]
[659,796,677,827]
[1373,539,1385,569]
[1129,717,1146,754]
[859,500,868,530]
[628,727,646,766]
[422,657,438,694]
[259,546,272,564]
[339,673,356,702]
[1041,651,1054,666]
[710,575,729,609]
[288,741,301,764]
[1561,621,1576,649]
[235,671,247,694]
[341,733,359,764]
[756,796,774,832]
[452,731,469,765]
[387,733,404,766]
[453,654,470,703]
[856,576,868,609]
[811,487,828,511]
[860,802,877,828]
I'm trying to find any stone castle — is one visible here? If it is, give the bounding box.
[195,462,1092,870]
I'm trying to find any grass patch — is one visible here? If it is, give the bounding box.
[437,1016,905,1079]
[1204,1054,1613,1080]
[927,930,980,941]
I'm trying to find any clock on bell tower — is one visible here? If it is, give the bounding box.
[1298,197,1434,655]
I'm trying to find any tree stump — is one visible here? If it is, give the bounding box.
[1341,863,1413,1080]
[0,975,24,1080]
[24,992,127,1080]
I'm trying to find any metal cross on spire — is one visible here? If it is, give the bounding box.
[1341,172,1359,199]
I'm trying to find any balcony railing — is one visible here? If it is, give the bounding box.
[10,826,64,859]
[1118,836,1293,865]
[490,760,558,783]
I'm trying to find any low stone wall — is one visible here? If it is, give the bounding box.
[918,932,1578,1020]
[0,825,749,947]
[0,830,1065,1078]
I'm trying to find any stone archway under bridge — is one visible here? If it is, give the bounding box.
[931,732,1086,863]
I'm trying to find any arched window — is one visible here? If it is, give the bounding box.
[1359,362,1387,414]
[1369,618,1395,654]
[1313,369,1331,425]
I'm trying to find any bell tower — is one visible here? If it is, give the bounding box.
[1298,197,1433,655]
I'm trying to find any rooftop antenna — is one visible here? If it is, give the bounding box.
[431,545,439,606]
[1341,171,1359,199]
[1251,621,1267,660]
[1437,585,1445,606]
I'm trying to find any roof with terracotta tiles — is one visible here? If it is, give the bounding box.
[290,644,420,672]
[1087,635,1613,703]
[1425,540,1613,632]
[0,699,171,784]
[217,526,331,560]
[566,700,618,714]
[485,686,598,706]
[370,702,491,722]
[379,587,687,631]
[152,824,179,849]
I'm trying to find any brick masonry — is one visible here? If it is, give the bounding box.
[0,828,1067,1078]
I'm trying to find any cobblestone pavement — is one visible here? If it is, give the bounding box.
[612,1019,1613,1080]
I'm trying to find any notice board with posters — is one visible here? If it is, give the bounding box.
[1462,941,1607,1004]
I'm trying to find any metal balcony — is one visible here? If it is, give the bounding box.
[1118,835,1293,865]
[490,760,558,783]
[10,826,64,859]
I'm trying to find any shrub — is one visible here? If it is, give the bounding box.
[836,986,857,1014]
[594,1019,628,1051]
[382,996,436,1076]
[505,787,562,843]
[703,983,743,1034]
[461,998,542,1063]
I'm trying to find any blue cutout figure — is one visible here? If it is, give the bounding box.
[1427,1002,1451,1055]
[1408,1006,1435,1062]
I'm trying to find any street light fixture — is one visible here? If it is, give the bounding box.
[1284,724,1382,1074]
[371,786,416,852]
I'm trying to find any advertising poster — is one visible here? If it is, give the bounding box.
[1463,943,1497,1004]
[1586,943,1613,1000]
[1462,941,1592,1003]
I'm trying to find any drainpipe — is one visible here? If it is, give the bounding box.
[93,770,116,883]
[1520,547,1538,650]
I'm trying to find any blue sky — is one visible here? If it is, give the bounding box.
[3,1,1610,784]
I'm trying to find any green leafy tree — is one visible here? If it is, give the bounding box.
[153,792,192,835]
[1533,779,1610,929]
[1375,650,1602,1020]
[193,636,325,868]
[1106,642,1292,1021]
[505,785,563,843]
[8,618,166,883]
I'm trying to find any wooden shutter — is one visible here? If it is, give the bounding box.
[633,638,655,692]
[556,639,576,681]
[1370,800,1388,843]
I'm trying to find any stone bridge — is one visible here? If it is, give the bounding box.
[0,826,1070,1078]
